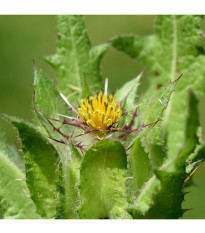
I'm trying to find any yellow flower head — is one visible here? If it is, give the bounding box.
[78,91,121,130]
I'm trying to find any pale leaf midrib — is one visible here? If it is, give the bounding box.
[170,15,177,82]
[100,145,108,217]
[162,15,177,138]
[0,151,23,178]
[68,17,81,89]
[134,175,158,212]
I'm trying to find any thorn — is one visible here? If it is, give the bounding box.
[56,113,84,123]
[183,166,199,186]
[175,73,183,82]
[75,132,87,138]
[60,92,77,113]
[47,116,85,130]
[104,78,108,96]
[200,33,205,38]
[158,98,166,107]
[66,84,82,92]
[107,39,114,45]
[183,191,191,195]
[48,137,67,145]
[44,116,71,140]
[92,148,97,152]
[117,118,160,134]
[32,90,36,104]
[181,208,193,214]
[127,143,135,151]
[83,73,87,84]
[125,106,139,131]
[122,104,140,115]
[66,91,78,99]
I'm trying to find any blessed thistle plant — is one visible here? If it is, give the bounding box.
[0,15,205,219]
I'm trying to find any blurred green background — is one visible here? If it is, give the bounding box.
[0,15,205,219]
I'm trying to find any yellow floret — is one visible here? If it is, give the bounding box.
[78,91,121,130]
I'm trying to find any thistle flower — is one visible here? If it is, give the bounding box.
[46,76,159,149]
[78,91,121,130]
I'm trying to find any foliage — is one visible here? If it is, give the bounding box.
[45,15,108,104]
[113,15,205,158]
[79,140,131,219]
[0,15,205,219]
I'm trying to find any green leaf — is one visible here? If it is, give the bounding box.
[128,137,152,202]
[141,78,179,167]
[186,100,205,174]
[112,15,205,159]
[0,206,3,219]
[34,68,73,141]
[187,143,205,164]
[56,141,82,219]
[127,136,155,213]
[128,159,185,219]
[0,137,41,219]
[79,140,132,219]
[143,170,185,219]
[133,151,187,219]
[80,75,92,99]
[146,91,203,219]
[127,175,160,217]
[34,69,82,219]
[176,91,201,169]
[2,115,59,219]
[55,144,82,219]
[115,71,142,110]
[0,138,24,171]
[115,72,142,127]
[127,78,179,168]
[45,15,108,104]
[129,90,204,219]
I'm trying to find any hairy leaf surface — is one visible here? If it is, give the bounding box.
[45,15,108,104]
[34,69,73,140]
[129,90,204,218]
[128,137,152,202]
[127,78,179,169]
[0,137,41,219]
[140,78,179,167]
[113,15,205,158]
[79,140,131,219]
[0,139,24,171]
[3,115,59,218]
[66,142,82,219]
[34,69,82,218]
